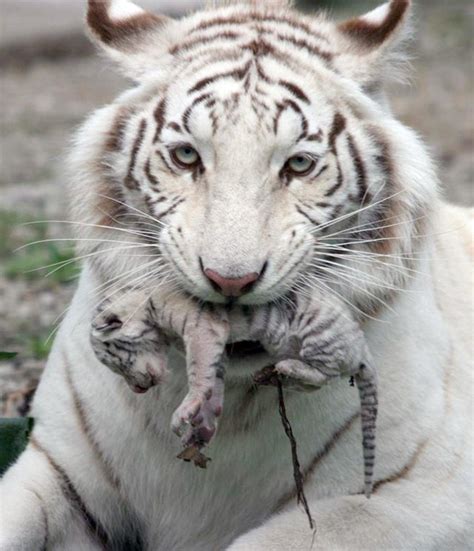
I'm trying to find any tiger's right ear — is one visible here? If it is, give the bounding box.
[86,0,174,80]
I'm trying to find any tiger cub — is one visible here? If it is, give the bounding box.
[90,286,378,497]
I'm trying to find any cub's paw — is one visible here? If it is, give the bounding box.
[90,295,169,394]
[275,359,330,392]
[171,388,223,449]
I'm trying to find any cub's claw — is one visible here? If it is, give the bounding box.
[172,394,219,443]
[171,394,204,437]
[171,385,223,449]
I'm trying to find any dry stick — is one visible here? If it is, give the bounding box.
[254,366,315,531]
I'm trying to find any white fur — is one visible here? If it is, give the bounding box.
[362,3,392,25]
[108,0,145,21]
[1,1,473,549]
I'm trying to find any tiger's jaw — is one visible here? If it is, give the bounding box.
[160,253,314,307]
[157,218,314,306]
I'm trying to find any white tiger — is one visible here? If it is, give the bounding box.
[0,1,472,550]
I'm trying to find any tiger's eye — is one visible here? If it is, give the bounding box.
[171,145,200,168]
[287,155,315,175]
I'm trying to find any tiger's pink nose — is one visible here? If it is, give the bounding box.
[204,269,260,297]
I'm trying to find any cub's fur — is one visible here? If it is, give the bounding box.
[0,1,472,550]
[90,286,377,496]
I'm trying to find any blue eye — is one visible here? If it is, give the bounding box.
[171,145,200,168]
[287,155,315,175]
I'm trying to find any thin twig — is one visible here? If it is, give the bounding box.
[254,366,315,531]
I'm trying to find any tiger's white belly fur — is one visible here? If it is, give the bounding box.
[1,203,471,550]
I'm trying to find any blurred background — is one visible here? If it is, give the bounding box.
[0,0,472,415]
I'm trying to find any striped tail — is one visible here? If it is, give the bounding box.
[355,362,378,498]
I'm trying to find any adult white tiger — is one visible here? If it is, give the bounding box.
[0,0,472,549]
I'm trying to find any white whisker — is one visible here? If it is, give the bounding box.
[15,238,158,253]
[310,189,406,235]
[20,219,159,240]
[96,194,168,228]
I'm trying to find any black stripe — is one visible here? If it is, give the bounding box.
[167,121,182,133]
[188,61,251,94]
[273,99,307,136]
[296,204,321,226]
[313,164,329,181]
[190,14,330,45]
[170,30,242,55]
[273,32,333,62]
[347,134,369,204]
[125,119,147,190]
[153,99,167,143]
[31,438,110,549]
[157,150,176,174]
[157,198,185,219]
[278,80,310,104]
[182,93,213,133]
[307,130,323,142]
[144,159,160,189]
[324,158,343,197]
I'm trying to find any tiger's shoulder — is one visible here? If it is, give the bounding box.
[432,201,473,352]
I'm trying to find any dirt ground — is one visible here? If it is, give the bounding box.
[0,1,472,415]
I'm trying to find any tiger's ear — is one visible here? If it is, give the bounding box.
[86,0,174,80]
[336,0,412,88]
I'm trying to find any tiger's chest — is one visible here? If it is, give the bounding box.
[94,349,356,550]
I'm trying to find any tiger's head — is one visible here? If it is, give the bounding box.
[71,0,436,314]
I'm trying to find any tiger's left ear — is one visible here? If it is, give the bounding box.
[336,0,412,87]
[86,0,174,80]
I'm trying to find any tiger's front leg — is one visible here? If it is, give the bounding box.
[90,289,169,394]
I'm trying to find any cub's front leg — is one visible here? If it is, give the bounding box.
[90,286,231,456]
[165,303,230,451]
[90,289,169,394]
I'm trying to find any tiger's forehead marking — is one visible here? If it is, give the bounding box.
[162,40,331,147]
[171,8,336,86]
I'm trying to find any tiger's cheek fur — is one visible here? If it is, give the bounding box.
[69,0,433,314]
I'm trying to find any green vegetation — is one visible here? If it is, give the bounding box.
[0,211,77,363]
[0,417,34,476]
[0,210,78,284]
[0,352,17,360]
[25,335,54,360]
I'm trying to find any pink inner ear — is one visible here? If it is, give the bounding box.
[338,0,410,49]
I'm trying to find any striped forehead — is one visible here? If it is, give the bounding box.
[172,7,334,68]
[151,8,338,146]
[162,73,328,150]
[163,56,332,143]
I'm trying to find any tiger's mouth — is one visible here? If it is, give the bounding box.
[225,340,266,359]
